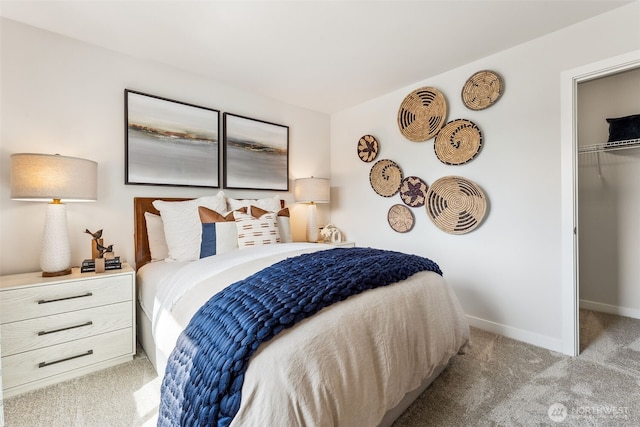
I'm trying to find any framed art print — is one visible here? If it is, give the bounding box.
[125,89,220,187]
[223,113,289,191]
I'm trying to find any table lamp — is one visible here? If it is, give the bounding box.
[294,177,330,242]
[10,153,98,276]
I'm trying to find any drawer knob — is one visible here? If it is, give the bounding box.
[38,349,94,368]
[38,292,93,304]
[38,321,93,336]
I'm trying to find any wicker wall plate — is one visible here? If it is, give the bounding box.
[425,176,487,234]
[397,87,447,142]
[400,176,428,207]
[461,70,503,110]
[357,134,379,162]
[388,204,414,233]
[434,119,483,165]
[369,159,403,197]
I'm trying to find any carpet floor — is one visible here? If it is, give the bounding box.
[3,310,639,426]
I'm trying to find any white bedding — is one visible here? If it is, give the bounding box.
[140,243,470,426]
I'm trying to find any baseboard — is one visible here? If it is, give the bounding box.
[465,315,563,353]
[579,299,640,320]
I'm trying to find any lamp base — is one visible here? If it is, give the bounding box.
[306,203,319,243]
[42,268,72,277]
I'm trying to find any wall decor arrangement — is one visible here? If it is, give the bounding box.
[399,176,428,207]
[434,119,483,165]
[369,159,403,197]
[223,113,289,191]
[425,175,487,234]
[397,87,447,142]
[461,70,503,110]
[387,204,415,233]
[357,134,379,162]
[125,89,220,188]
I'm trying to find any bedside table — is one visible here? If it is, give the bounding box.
[0,264,136,398]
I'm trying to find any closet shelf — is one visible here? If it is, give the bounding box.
[578,138,640,154]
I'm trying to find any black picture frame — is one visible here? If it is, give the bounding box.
[125,89,220,188]
[223,113,289,191]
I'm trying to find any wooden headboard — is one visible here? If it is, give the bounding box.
[134,197,189,269]
[133,197,286,270]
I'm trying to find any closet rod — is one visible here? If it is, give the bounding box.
[578,138,640,154]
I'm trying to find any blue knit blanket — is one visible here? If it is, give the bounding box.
[157,247,442,427]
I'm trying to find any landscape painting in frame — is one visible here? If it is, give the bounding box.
[223,113,289,191]
[125,90,220,187]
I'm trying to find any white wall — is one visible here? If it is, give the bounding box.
[330,2,640,352]
[0,18,331,275]
[578,67,640,317]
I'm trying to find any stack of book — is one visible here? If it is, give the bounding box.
[81,256,122,273]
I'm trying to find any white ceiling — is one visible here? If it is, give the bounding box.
[1,1,632,113]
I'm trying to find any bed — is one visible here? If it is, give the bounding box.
[133,194,470,426]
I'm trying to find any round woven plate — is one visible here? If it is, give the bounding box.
[461,70,503,110]
[425,176,487,234]
[369,159,403,197]
[357,134,379,162]
[388,204,414,233]
[400,176,428,207]
[434,119,483,165]
[397,87,447,142]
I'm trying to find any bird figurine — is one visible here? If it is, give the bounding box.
[84,229,103,240]
[95,242,114,258]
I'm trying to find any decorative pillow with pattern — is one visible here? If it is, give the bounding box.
[233,210,281,249]
[198,206,243,258]
[248,206,292,243]
[152,192,227,262]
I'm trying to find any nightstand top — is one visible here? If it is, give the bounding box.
[0,263,134,291]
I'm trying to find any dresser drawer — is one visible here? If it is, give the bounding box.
[1,301,132,357]
[1,328,133,390]
[0,274,132,323]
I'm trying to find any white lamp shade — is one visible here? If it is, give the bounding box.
[294,177,330,204]
[10,153,98,202]
[10,153,98,276]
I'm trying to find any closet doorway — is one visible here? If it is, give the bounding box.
[561,51,640,356]
[577,67,640,353]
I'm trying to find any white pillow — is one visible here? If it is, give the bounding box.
[152,192,227,261]
[227,195,281,213]
[233,210,281,249]
[144,212,169,261]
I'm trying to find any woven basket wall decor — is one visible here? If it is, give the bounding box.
[369,159,403,197]
[399,176,428,207]
[357,134,379,162]
[434,119,483,165]
[387,204,414,233]
[397,87,447,142]
[425,176,487,234]
[461,70,503,110]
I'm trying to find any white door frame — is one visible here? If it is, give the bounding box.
[560,50,640,356]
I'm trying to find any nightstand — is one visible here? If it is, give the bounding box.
[0,264,136,398]
[332,241,355,248]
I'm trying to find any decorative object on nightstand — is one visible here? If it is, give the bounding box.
[0,264,136,398]
[320,224,342,243]
[294,177,330,243]
[357,134,379,162]
[10,153,98,277]
[82,228,120,273]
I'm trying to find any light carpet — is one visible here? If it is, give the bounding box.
[3,310,639,426]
